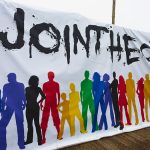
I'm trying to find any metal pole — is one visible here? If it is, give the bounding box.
[112,0,116,25]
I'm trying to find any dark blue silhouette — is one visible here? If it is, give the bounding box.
[99,74,115,128]
[0,73,26,150]
[92,72,108,132]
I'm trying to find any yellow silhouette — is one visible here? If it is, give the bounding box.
[126,72,139,125]
[144,74,150,122]
[58,93,71,140]
[69,83,87,136]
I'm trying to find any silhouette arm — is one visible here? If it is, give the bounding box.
[110,82,113,92]
[92,86,96,99]
[133,81,135,96]
[38,88,46,103]
[22,85,26,110]
[57,103,63,113]
[57,84,60,105]
[136,84,139,95]
[77,92,80,103]
[118,85,120,94]
[103,84,107,96]
[2,86,7,111]
[40,84,45,111]
[80,84,83,104]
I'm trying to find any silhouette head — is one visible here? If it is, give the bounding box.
[70,83,75,92]
[61,93,66,101]
[7,73,17,83]
[145,74,149,80]
[93,72,100,82]
[48,72,55,82]
[103,73,110,82]
[113,72,116,79]
[119,75,125,84]
[84,70,89,79]
[138,77,144,85]
[128,72,132,79]
[29,75,39,87]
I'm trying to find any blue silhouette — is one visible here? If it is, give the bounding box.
[92,72,108,132]
[99,74,115,128]
[0,73,26,150]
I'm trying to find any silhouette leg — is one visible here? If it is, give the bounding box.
[141,107,145,122]
[76,109,86,133]
[15,110,25,149]
[51,105,60,137]
[34,107,42,144]
[145,98,149,122]
[82,101,88,130]
[89,99,95,129]
[119,106,123,127]
[108,98,115,126]
[99,100,108,130]
[41,106,50,143]
[128,98,132,122]
[67,116,72,136]
[112,99,120,126]
[99,98,108,130]
[92,101,98,132]
[59,117,65,139]
[0,108,13,150]
[132,98,139,124]
[70,115,75,136]
[124,106,131,125]
[25,108,33,143]
[148,97,150,119]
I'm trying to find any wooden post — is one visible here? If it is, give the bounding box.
[112,0,116,25]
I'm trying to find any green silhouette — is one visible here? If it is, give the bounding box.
[80,70,95,130]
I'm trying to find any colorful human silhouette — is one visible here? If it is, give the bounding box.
[136,78,145,122]
[25,76,46,146]
[99,73,115,127]
[126,72,139,125]
[40,72,60,144]
[80,70,95,130]
[69,83,86,136]
[58,93,71,139]
[92,72,108,132]
[0,73,26,150]
[110,72,123,129]
[118,75,131,127]
[144,74,150,122]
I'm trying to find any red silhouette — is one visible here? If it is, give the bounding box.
[40,72,60,144]
[118,75,131,127]
[136,78,145,122]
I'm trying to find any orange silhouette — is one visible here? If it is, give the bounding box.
[144,74,150,122]
[126,72,139,125]
[58,93,71,140]
[69,83,87,136]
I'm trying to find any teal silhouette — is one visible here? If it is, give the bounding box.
[80,71,95,130]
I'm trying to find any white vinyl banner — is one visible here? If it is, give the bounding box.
[0,0,150,150]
